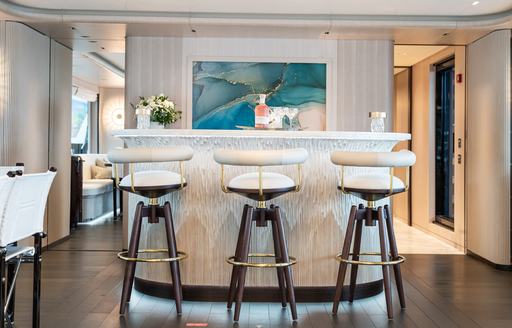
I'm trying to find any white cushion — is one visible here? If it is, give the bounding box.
[214,148,308,166]
[344,174,405,191]
[119,170,184,188]
[228,172,295,190]
[109,147,193,164]
[83,179,113,196]
[331,150,416,168]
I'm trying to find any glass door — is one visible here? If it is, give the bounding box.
[434,58,455,229]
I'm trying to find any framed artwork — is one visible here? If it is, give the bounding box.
[191,61,327,130]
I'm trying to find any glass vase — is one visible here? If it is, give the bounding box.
[136,108,151,129]
[369,112,386,133]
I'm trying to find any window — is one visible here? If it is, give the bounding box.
[71,96,89,154]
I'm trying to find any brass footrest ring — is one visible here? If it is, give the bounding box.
[226,253,297,268]
[117,249,187,263]
[335,252,405,266]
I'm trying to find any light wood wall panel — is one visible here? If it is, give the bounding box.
[337,39,394,131]
[393,69,411,224]
[48,40,72,245]
[466,30,511,265]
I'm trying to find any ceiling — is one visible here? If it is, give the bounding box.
[394,45,448,67]
[72,52,124,89]
[10,0,512,16]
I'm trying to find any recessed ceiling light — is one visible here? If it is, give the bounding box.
[324,31,330,35]
[402,52,407,56]
[472,1,479,5]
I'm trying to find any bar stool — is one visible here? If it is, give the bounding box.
[108,147,193,315]
[0,168,57,328]
[214,148,308,322]
[330,150,416,319]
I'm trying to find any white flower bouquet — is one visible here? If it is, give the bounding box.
[132,94,182,127]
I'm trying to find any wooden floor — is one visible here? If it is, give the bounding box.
[11,218,512,328]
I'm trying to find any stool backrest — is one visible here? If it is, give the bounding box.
[108,147,194,164]
[214,148,308,166]
[330,150,416,168]
[0,171,56,247]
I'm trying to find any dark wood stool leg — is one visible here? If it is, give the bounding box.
[120,201,144,315]
[227,205,249,309]
[348,218,363,302]
[234,206,254,321]
[384,205,406,309]
[332,205,358,314]
[274,206,297,320]
[163,202,183,314]
[112,179,117,220]
[270,206,288,308]
[377,206,393,319]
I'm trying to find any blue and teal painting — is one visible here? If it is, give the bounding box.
[192,61,327,130]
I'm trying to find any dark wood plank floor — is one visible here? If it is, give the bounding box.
[11,218,512,327]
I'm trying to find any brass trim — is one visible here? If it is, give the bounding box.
[339,165,348,194]
[367,200,376,208]
[295,164,303,192]
[148,198,159,206]
[114,164,120,188]
[117,249,187,263]
[257,201,266,209]
[179,161,185,189]
[226,253,297,268]
[335,252,405,266]
[220,164,231,193]
[129,163,135,193]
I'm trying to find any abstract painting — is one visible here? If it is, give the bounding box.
[192,61,326,130]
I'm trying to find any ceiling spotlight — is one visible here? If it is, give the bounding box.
[324,31,330,35]
[472,1,479,5]
[88,40,97,43]
[81,35,90,38]
[442,32,450,37]
[191,29,197,33]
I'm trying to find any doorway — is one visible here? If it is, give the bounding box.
[393,45,466,251]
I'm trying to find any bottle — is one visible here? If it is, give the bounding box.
[254,94,270,128]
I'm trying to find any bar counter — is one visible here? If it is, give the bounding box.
[113,129,410,301]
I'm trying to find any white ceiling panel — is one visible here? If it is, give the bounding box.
[10,0,512,16]
[394,45,448,67]
[73,52,124,89]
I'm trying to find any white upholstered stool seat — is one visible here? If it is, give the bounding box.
[228,172,295,190]
[343,174,405,191]
[118,170,186,198]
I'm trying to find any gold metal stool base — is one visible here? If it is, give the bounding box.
[118,249,188,263]
[227,253,297,268]
[335,252,405,266]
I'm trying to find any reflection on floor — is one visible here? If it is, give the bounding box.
[12,250,512,327]
[394,219,463,255]
[50,216,123,251]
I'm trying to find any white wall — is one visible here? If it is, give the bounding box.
[0,22,73,246]
[48,40,72,245]
[99,87,124,153]
[125,36,394,132]
[466,30,511,265]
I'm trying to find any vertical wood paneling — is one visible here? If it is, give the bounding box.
[125,37,183,129]
[467,30,511,265]
[47,40,72,245]
[2,22,50,172]
[337,39,394,131]
[393,69,411,223]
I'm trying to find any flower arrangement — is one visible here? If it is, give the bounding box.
[132,94,181,127]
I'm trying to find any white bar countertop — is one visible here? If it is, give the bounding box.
[113,129,410,141]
